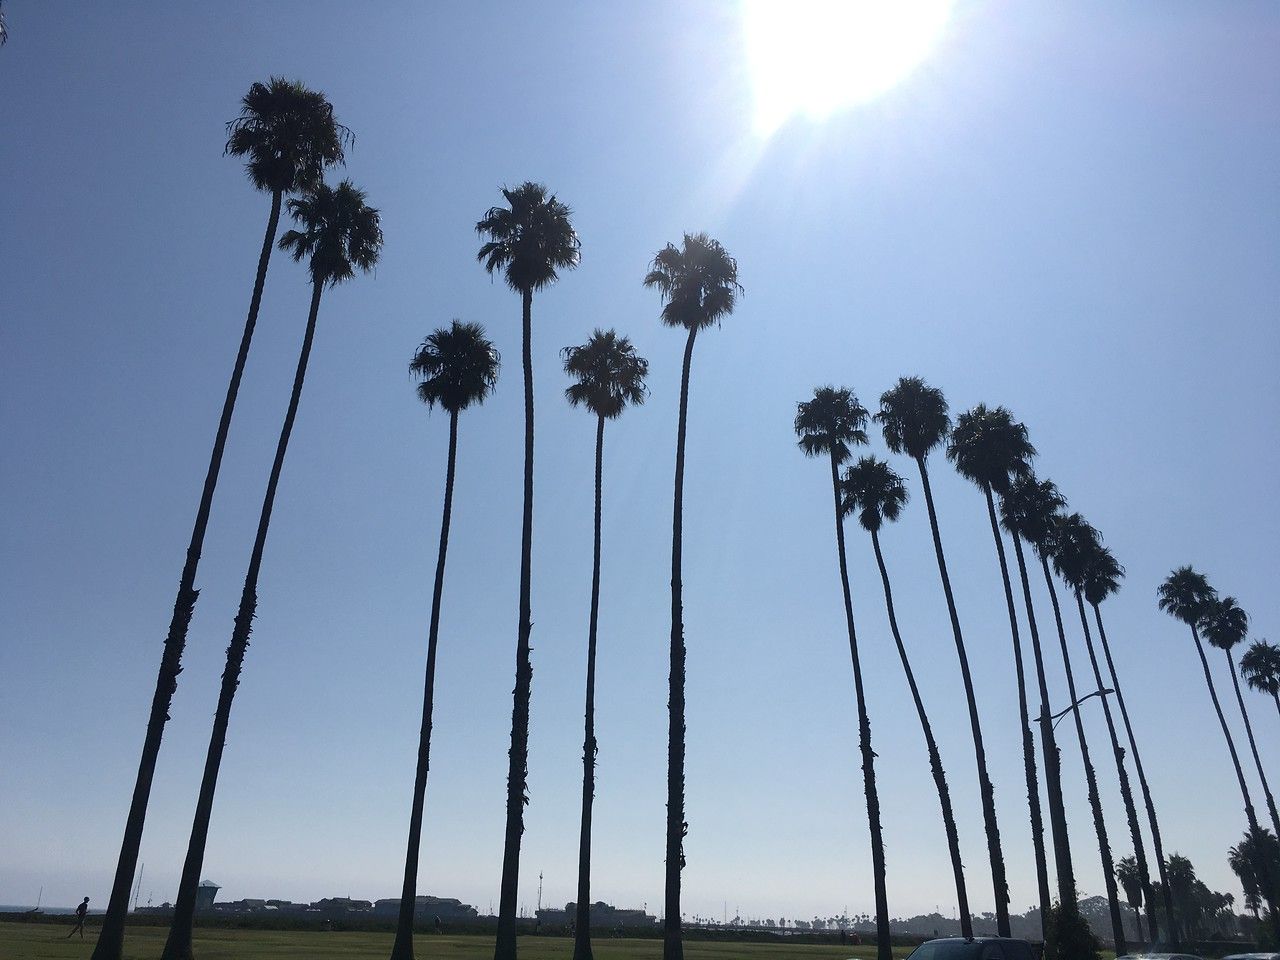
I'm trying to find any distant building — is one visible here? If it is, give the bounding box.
[536,902,656,928]
[312,897,372,915]
[372,896,479,922]
[195,881,220,913]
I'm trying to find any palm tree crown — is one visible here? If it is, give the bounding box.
[1241,641,1280,697]
[475,182,580,294]
[795,387,868,464]
[841,456,909,534]
[562,329,649,419]
[946,404,1035,494]
[225,77,350,195]
[279,180,383,287]
[1202,596,1250,653]
[876,376,951,460]
[1157,566,1218,626]
[642,232,742,331]
[1081,544,1125,606]
[1048,512,1103,590]
[1000,473,1067,553]
[410,321,500,414]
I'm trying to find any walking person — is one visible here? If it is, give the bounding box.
[67,897,90,939]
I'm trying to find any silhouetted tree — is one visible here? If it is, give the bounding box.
[1241,641,1280,726]
[389,322,500,960]
[92,79,349,960]
[795,391,891,960]
[162,180,381,960]
[1203,597,1280,839]
[999,475,1080,924]
[644,233,740,960]
[841,454,972,939]
[476,182,580,960]
[1046,512,1127,954]
[876,377,1010,937]
[562,330,649,960]
[1229,829,1271,921]
[1117,856,1145,943]
[1082,545,1173,945]
[946,404,1047,934]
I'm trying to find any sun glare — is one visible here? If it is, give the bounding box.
[743,0,954,134]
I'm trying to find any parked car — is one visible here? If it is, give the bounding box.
[1115,953,1206,960]
[1222,954,1280,960]
[904,937,1039,960]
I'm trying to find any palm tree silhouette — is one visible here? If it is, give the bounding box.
[562,329,649,960]
[643,232,740,960]
[161,180,381,960]
[388,322,500,960]
[875,377,1010,937]
[1203,597,1280,839]
[1241,640,1280,725]
[1228,831,1265,922]
[476,182,580,960]
[91,79,348,960]
[1081,545,1173,945]
[946,405,1047,934]
[1045,512,1127,955]
[1116,856,1146,942]
[841,454,972,940]
[795,391,891,960]
[999,477,1078,918]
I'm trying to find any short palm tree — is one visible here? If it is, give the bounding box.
[998,475,1079,923]
[562,330,649,960]
[1229,833,1264,921]
[1241,640,1280,724]
[876,377,1010,936]
[795,391,891,960]
[92,78,348,960]
[841,454,971,940]
[1082,545,1174,945]
[388,322,500,960]
[1046,512,1127,955]
[1116,856,1145,943]
[946,405,1048,932]
[1203,597,1280,838]
[161,180,381,960]
[476,182,580,960]
[644,232,741,960]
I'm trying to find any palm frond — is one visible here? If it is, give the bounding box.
[794,386,867,465]
[841,456,909,533]
[643,232,742,331]
[1201,595,1249,652]
[279,179,382,287]
[946,403,1035,493]
[411,320,500,414]
[224,77,348,194]
[561,328,649,419]
[475,182,580,293]
[1157,566,1217,625]
[875,376,950,460]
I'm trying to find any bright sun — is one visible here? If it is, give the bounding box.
[743,0,955,134]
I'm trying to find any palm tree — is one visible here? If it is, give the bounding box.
[387,322,500,960]
[1229,833,1264,922]
[999,475,1079,924]
[91,79,348,960]
[476,182,580,960]
[946,405,1048,933]
[1117,856,1145,943]
[875,377,1010,936]
[841,454,972,939]
[643,232,741,960]
[1203,597,1280,839]
[161,181,381,960]
[1241,641,1280,724]
[1045,512,1127,954]
[1082,545,1175,945]
[795,391,891,960]
[562,330,649,960]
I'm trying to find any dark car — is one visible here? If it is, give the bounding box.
[904,937,1039,960]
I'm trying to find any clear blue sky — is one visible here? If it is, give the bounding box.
[2,0,1278,924]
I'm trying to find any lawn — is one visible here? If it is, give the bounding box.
[0,923,911,960]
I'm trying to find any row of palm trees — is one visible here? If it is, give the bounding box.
[797,381,1276,960]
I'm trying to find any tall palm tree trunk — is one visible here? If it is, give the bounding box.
[573,415,606,960]
[663,328,697,960]
[162,276,323,960]
[1226,650,1280,838]
[1010,534,1077,913]
[496,288,537,960]
[830,455,891,960]
[868,528,970,939]
[1189,624,1260,832]
[1073,591,1157,945]
[914,458,1010,936]
[1092,604,1177,945]
[92,189,282,960]
[1039,557,1126,954]
[982,487,1049,934]
[389,410,460,960]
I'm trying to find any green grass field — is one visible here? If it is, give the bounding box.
[0,923,910,960]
